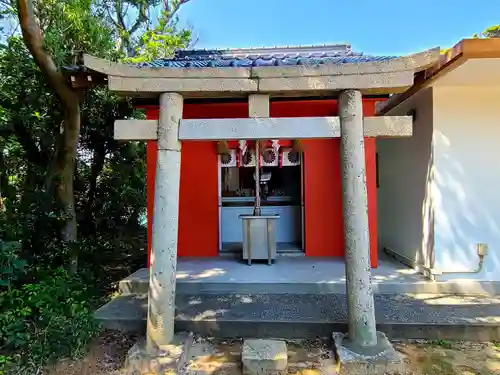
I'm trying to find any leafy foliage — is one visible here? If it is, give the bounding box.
[474,25,500,38]
[0,268,100,371]
[99,0,192,58]
[127,10,191,62]
[0,241,25,288]
[40,0,116,62]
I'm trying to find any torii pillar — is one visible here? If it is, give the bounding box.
[147,92,183,353]
[333,90,402,372]
[339,90,377,346]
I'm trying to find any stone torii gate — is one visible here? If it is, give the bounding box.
[78,47,439,361]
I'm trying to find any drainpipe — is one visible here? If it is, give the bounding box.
[440,243,488,275]
[383,243,488,281]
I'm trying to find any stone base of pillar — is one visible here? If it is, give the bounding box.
[125,332,193,375]
[332,332,404,375]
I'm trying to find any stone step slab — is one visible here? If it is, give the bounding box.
[119,267,500,296]
[94,293,500,341]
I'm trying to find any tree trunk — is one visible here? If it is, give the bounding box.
[0,144,10,211]
[17,0,82,274]
[55,103,80,274]
[82,141,106,236]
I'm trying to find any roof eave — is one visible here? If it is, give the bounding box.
[66,47,441,98]
[81,47,439,80]
[377,38,500,115]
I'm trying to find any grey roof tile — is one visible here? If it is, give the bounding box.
[134,46,399,69]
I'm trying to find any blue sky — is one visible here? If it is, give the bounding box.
[178,0,500,55]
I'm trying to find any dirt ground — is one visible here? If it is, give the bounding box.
[45,331,500,375]
[394,340,500,375]
[44,331,139,375]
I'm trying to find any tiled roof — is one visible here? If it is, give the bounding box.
[135,45,399,68]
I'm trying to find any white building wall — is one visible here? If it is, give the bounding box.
[377,89,434,269]
[432,86,500,281]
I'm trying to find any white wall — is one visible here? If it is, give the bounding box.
[377,89,434,269]
[432,86,500,280]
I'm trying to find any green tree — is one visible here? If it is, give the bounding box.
[0,0,175,370]
[0,1,193,368]
[99,0,192,58]
[475,25,500,38]
[15,0,115,273]
[6,0,191,273]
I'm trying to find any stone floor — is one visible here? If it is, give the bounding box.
[170,256,424,285]
[122,256,500,295]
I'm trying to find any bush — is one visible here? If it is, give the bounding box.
[0,243,100,373]
[0,241,25,288]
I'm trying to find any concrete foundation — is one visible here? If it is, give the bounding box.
[332,332,403,375]
[119,258,500,295]
[242,339,288,375]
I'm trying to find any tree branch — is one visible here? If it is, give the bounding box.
[163,0,190,25]
[13,120,49,167]
[105,4,119,29]
[0,0,13,10]
[128,2,148,36]
[17,0,81,273]
[114,0,126,30]
[17,0,78,110]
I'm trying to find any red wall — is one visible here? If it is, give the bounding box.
[146,103,248,264]
[145,98,381,267]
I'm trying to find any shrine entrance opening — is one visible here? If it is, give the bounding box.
[219,146,303,254]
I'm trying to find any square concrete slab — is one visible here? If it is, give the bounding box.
[242,339,288,375]
[332,332,404,375]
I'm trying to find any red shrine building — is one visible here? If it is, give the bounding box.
[74,38,500,283]
[78,37,500,352]
[144,96,380,266]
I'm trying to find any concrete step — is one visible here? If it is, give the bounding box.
[94,293,500,341]
[120,267,500,296]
